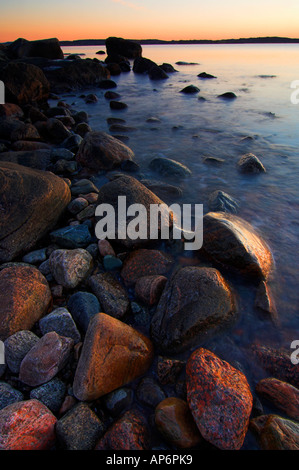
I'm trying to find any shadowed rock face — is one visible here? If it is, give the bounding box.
[0,265,52,341]
[8,38,64,60]
[73,313,154,401]
[0,161,71,262]
[250,414,299,450]
[203,212,274,280]
[76,131,134,171]
[151,267,236,353]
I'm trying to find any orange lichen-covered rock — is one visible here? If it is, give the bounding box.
[0,399,56,450]
[256,377,299,421]
[0,264,51,341]
[73,313,153,401]
[186,348,253,450]
[155,397,202,448]
[95,410,150,450]
[203,212,273,279]
[121,249,173,286]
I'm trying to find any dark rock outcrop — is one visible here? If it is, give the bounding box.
[106,37,142,59]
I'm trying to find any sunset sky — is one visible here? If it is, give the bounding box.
[1,0,299,43]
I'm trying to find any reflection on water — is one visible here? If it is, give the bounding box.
[61,44,299,348]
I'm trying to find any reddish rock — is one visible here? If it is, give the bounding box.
[256,377,299,420]
[0,399,56,450]
[186,348,253,450]
[88,272,129,319]
[95,410,150,450]
[252,344,299,388]
[73,313,153,401]
[0,161,71,262]
[0,265,51,341]
[121,249,173,286]
[135,275,167,305]
[250,414,299,450]
[151,267,236,353]
[49,248,93,289]
[157,356,185,385]
[19,331,74,387]
[98,239,116,257]
[76,131,134,171]
[203,212,273,280]
[155,397,202,448]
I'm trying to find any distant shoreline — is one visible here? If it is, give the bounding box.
[59,37,299,47]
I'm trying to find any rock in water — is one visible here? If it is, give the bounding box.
[256,377,299,421]
[8,37,64,59]
[208,190,239,213]
[0,399,57,450]
[250,414,299,450]
[95,410,150,450]
[0,62,50,105]
[0,161,71,262]
[151,267,236,353]
[203,212,273,279]
[149,157,191,178]
[252,345,299,388]
[76,131,134,171]
[0,265,51,341]
[106,37,142,59]
[96,175,173,248]
[237,153,266,173]
[186,348,253,450]
[73,313,153,401]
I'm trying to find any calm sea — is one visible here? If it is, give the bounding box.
[60,44,299,353]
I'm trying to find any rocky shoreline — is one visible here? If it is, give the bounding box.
[0,36,298,451]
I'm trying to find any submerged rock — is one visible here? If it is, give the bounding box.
[73,313,153,401]
[149,157,191,178]
[186,348,253,450]
[237,153,266,174]
[180,85,200,94]
[203,212,274,279]
[151,267,236,353]
[218,92,237,99]
[198,72,217,79]
[208,190,239,213]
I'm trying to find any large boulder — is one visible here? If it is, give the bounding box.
[96,175,173,248]
[106,37,142,59]
[203,212,273,280]
[0,162,71,262]
[0,150,51,170]
[151,267,236,353]
[73,313,154,401]
[0,265,51,341]
[256,377,299,421]
[8,38,64,60]
[186,348,253,450]
[44,59,110,92]
[76,131,134,171]
[0,62,50,104]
